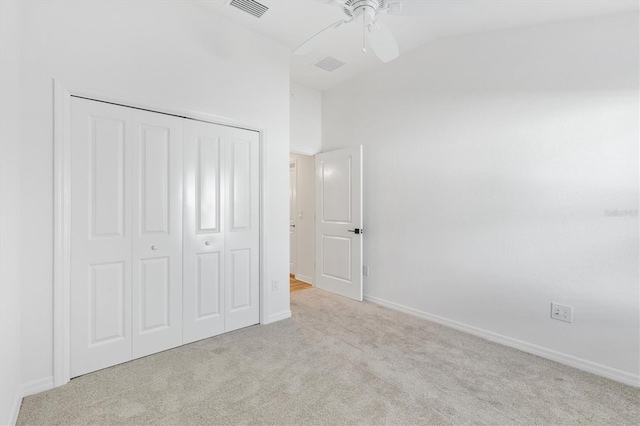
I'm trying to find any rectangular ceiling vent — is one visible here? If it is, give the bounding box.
[227,0,269,18]
[313,56,346,72]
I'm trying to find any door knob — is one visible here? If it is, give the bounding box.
[347,228,363,234]
[151,245,158,250]
[205,241,211,246]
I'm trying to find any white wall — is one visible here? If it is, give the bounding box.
[290,153,316,284]
[290,82,322,155]
[19,1,290,389]
[322,13,639,385]
[0,1,23,424]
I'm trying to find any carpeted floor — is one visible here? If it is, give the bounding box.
[18,288,640,425]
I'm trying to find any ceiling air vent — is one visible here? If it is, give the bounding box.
[227,0,269,18]
[313,56,346,72]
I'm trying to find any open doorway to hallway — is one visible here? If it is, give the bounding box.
[290,153,316,293]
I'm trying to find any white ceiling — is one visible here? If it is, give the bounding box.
[199,0,639,91]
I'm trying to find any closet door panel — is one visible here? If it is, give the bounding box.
[70,98,133,378]
[198,136,221,233]
[183,120,226,344]
[196,252,222,318]
[132,110,183,359]
[229,249,251,311]
[224,127,260,333]
[139,257,170,331]
[140,127,170,234]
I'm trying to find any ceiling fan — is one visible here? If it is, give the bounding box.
[294,0,408,63]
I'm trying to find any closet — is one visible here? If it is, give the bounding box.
[69,97,259,378]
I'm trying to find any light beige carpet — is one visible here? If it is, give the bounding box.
[18,288,640,425]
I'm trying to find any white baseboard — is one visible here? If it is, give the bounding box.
[2,376,56,425]
[266,310,292,324]
[22,376,54,397]
[7,388,22,426]
[364,294,640,388]
[294,274,313,285]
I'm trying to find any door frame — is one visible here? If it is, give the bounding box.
[52,79,268,387]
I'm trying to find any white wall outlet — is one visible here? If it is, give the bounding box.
[363,265,369,276]
[272,279,278,291]
[551,303,573,323]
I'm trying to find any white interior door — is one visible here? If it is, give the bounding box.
[70,98,134,377]
[182,120,226,344]
[289,161,297,275]
[315,146,363,301]
[131,109,183,359]
[224,126,260,332]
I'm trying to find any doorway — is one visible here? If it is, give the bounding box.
[288,148,364,300]
[289,153,316,292]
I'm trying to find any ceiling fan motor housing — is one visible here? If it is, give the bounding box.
[344,0,386,24]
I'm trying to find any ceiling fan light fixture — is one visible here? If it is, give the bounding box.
[294,0,401,63]
[342,0,387,18]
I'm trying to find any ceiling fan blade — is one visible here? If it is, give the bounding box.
[368,21,399,63]
[293,19,351,56]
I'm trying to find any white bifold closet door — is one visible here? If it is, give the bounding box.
[70,97,259,378]
[70,98,183,377]
[182,120,260,343]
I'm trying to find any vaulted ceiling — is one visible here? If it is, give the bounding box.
[200,0,639,91]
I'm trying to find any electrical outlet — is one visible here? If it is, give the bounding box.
[363,265,369,276]
[551,303,572,323]
[272,279,278,291]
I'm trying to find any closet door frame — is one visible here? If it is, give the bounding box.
[53,80,267,388]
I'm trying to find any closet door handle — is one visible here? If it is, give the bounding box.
[151,245,158,250]
[205,241,211,246]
